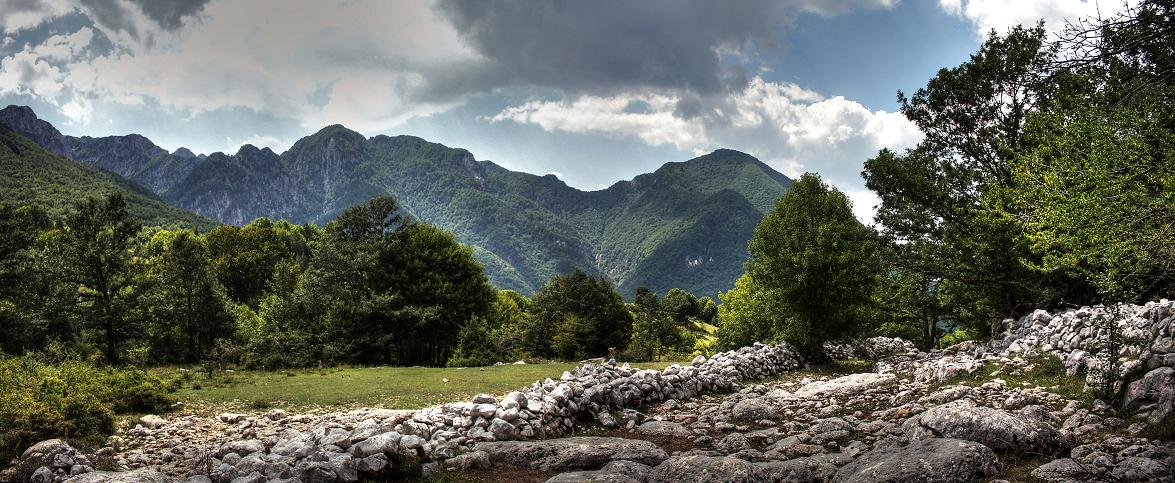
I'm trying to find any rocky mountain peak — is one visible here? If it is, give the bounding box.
[0,105,71,158]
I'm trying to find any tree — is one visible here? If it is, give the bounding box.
[628,288,686,361]
[525,269,632,359]
[291,196,494,366]
[55,194,142,364]
[662,288,699,325]
[144,230,235,363]
[864,25,1070,333]
[724,173,880,359]
[204,218,313,306]
[716,274,777,350]
[0,205,51,354]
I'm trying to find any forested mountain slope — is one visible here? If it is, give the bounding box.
[0,106,791,297]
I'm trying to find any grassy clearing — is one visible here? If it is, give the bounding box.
[944,353,1091,405]
[156,362,675,414]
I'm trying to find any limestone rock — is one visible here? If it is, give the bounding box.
[635,420,692,438]
[834,438,1002,483]
[731,398,778,422]
[65,468,180,482]
[794,373,897,398]
[648,455,767,483]
[904,400,1065,453]
[475,437,668,471]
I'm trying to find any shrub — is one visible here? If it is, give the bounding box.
[0,355,175,462]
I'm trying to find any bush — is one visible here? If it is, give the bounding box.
[0,355,176,462]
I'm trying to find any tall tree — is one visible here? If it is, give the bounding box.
[56,193,142,363]
[629,288,684,361]
[144,230,235,363]
[0,204,51,354]
[525,269,632,360]
[723,173,880,359]
[864,25,1067,333]
[292,196,493,366]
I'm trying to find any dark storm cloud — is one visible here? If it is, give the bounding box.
[435,0,792,96]
[127,0,210,30]
[76,0,210,44]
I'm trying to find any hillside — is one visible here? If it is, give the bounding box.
[0,106,791,298]
[0,125,218,231]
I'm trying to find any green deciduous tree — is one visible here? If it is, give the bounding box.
[864,25,1074,335]
[54,194,142,364]
[719,174,880,359]
[0,205,52,354]
[143,230,235,363]
[628,287,691,361]
[525,269,632,360]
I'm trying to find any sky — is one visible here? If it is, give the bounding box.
[0,0,1129,221]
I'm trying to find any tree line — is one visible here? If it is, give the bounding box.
[0,193,718,368]
[716,1,1175,361]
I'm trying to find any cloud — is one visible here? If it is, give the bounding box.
[0,0,73,33]
[436,0,896,97]
[939,0,1131,37]
[47,0,480,143]
[29,27,93,60]
[490,76,923,222]
[0,0,209,46]
[0,50,66,100]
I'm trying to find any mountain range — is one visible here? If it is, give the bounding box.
[0,105,792,298]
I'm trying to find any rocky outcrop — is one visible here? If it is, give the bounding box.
[476,437,668,471]
[834,438,1002,483]
[1031,436,1175,483]
[0,439,97,483]
[792,372,897,399]
[904,399,1066,453]
[647,455,767,483]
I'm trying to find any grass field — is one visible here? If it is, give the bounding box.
[156,361,676,414]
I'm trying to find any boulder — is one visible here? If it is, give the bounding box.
[476,437,668,471]
[546,472,640,482]
[648,455,767,483]
[794,373,896,398]
[138,414,167,429]
[65,468,180,482]
[755,457,837,483]
[636,421,693,438]
[904,400,1065,453]
[731,398,778,422]
[1123,367,1175,423]
[834,438,1002,483]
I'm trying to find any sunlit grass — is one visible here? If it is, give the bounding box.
[155,361,676,414]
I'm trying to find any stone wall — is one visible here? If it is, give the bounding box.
[195,342,804,482]
[993,300,1175,384]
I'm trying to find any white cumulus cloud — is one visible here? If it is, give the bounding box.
[940,0,1131,37]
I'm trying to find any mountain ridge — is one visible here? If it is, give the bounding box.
[0,105,791,298]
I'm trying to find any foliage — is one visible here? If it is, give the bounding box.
[52,193,143,364]
[720,173,880,359]
[1010,104,1175,300]
[524,269,633,360]
[627,288,693,361]
[203,219,315,306]
[864,25,1067,336]
[0,355,175,463]
[142,230,235,363]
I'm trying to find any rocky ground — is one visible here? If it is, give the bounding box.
[4,301,1175,482]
